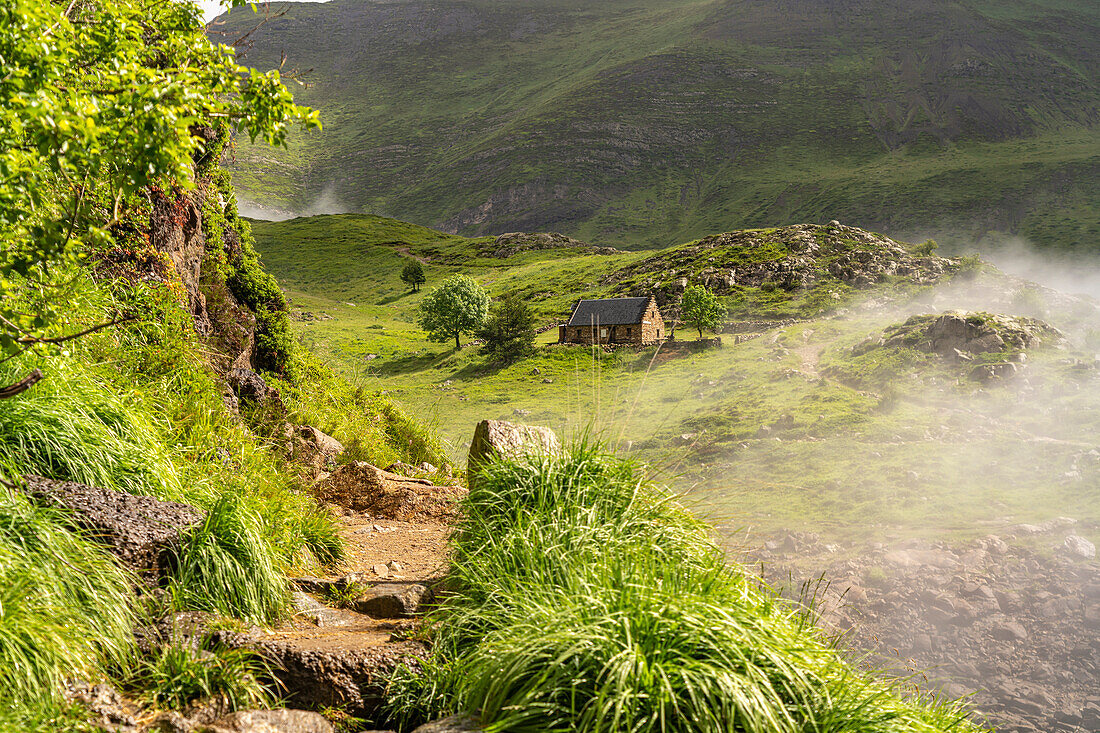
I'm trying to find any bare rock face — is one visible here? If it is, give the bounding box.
[311,462,466,520]
[151,188,209,335]
[467,419,561,483]
[22,475,203,578]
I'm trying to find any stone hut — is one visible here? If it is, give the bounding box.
[558,296,665,346]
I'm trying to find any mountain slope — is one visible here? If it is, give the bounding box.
[215,0,1100,250]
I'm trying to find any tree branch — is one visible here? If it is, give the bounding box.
[15,316,134,346]
[0,369,43,399]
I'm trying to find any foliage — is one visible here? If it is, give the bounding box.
[384,445,979,732]
[417,275,490,348]
[127,635,274,711]
[476,294,537,363]
[0,0,318,368]
[0,489,135,709]
[168,495,291,625]
[401,260,426,292]
[322,583,368,610]
[911,239,939,256]
[680,284,727,338]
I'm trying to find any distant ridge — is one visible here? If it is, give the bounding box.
[216,0,1100,251]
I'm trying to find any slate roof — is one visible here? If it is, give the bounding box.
[566,297,652,327]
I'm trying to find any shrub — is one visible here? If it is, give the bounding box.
[476,294,537,363]
[910,239,939,256]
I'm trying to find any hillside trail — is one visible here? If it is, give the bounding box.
[791,342,822,379]
[395,246,430,264]
[267,510,452,652]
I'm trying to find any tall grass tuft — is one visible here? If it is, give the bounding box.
[0,489,135,709]
[128,635,275,712]
[385,443,980,733]
[168,496,290,625]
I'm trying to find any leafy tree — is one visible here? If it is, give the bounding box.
[0,0,319,394]
[417,275,490,348]
[680,285,726,339]
[400,260,426,292]
[477,294,537,363]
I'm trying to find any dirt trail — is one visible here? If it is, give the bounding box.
[395,246,430,264]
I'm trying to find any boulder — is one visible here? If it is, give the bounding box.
[293,426,344,476]
[22,475,203,578]
[228,368,284,411]
[467,419,561,483]
[411,716,481,733]
[311,463,466,520]
[353,583,433,618]
[1063,534,1096,559]
[207,709,335,733]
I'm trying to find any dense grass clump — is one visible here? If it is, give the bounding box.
[168,496,290,625]
[127,636,274,712]
[0,490,134,709]
[385,445,980,732]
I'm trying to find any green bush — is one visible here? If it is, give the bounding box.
[385,445,979,733]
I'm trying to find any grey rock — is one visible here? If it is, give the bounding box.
[22,474,203,578]
[228,368,284,410]
[353,583,432,618]
[410,715,481,732]
[1063,534,1096,559]
[208,709,334,733]
[467,419,561,483]
[990,620,1028,642]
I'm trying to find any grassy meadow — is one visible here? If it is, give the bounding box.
[254,213,1100,549]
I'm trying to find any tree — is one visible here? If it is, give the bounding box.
[401,260,426,292]
[0,0,318,395]
[680,285,726,339]
[417,275,489,348]
[476,294,536,363]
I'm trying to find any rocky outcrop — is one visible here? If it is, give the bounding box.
[151,189,209,335]
[467,419,561,483]
[603,223,955,306]
[754,529,1100,733]
[22,475,203,578]
[486,231,621,258]
[311,462,466,520]
[292,426,345,477]
[228,368,285,412]
[205,709,335,733]
[224,633,429,717]
[859,311,1063,361]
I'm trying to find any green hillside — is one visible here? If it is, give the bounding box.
[252,213,1100,545]
[216,0,1100,250]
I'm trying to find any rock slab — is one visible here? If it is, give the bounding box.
[22,474,203,577]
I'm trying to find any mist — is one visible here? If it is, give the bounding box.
[235,183,350,221]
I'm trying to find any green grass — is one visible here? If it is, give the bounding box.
[384,444,981,732]
[127,635,274,712]
[168,495,291,625]
[218,0,1100,252]
[0,490,135,709]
